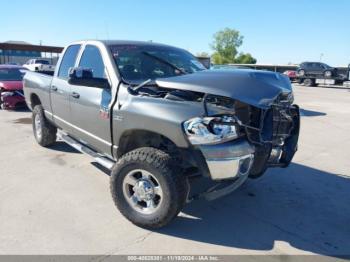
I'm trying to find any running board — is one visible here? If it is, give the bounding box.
[57,131,115,170]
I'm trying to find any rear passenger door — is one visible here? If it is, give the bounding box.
[311,63,322,75]
[69,44,112,156]
[50,44,81,134]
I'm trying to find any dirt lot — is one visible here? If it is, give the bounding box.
[0,84,349,257]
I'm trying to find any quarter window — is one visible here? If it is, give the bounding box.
[58,44,81,79]
[79,45,106,79]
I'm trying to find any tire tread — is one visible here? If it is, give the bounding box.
[110,147,188,229]
[32,105,57,147]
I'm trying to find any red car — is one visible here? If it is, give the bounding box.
[0,65,28,110]
[283,70,297,82]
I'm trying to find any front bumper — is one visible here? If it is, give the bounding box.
[199,139,255,180]
[0,92,25,109]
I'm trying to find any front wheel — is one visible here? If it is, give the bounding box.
[298,69,305,76]
[32,105,57,147]
[110,147,189,229]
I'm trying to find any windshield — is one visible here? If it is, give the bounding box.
[321,63,331,69]
[35,60,50,65]
[0,68,26,81]
[110,44,206,83]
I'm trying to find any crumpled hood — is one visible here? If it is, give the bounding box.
[0,81,23,91]
[156,69,293,108]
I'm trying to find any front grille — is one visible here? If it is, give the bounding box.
[269,105,295,145]
[239,98,295,146]
[234,96,299,174]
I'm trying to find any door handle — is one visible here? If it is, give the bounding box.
[51,85,58,91]
[71,92,80,99]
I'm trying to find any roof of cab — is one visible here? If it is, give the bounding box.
[101,40,178,48]
[70,40,183,50]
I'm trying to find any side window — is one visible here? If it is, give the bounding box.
[78,45,106,79]
[58,44,81,79]
[314,63,320,69]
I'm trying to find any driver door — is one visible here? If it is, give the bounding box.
[69,45,113,156]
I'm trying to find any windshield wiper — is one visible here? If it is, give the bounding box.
[142,51,187,75]
[133,79,153,92]
[126,78,154,95]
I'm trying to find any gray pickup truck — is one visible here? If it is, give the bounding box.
[23,40,300,228]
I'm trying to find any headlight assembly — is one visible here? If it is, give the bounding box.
[183,115,239,145]
[1,92,15,97]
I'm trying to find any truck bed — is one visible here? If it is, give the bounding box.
[23,71,53,114]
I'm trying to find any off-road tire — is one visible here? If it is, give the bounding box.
[110,147,188,229]
[32,105,57,147]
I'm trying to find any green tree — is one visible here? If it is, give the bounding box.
[210,28,256,64]
[235,53,257,64]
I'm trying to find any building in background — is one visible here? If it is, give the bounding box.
[0,41,63,65]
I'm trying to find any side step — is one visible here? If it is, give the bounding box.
[57,131,115,170]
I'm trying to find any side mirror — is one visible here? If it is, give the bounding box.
[68,67,110,89]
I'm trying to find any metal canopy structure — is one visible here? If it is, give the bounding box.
[0,43,63,53]
[0,42,63,65]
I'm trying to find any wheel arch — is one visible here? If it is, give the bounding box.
[30,93,42,110]
[116,129,181,159]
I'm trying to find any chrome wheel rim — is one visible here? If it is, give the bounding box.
[34,114,42,140]
[122,169,163,214]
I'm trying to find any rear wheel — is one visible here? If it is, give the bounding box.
[32,105,57,147]
[324,70,332,78]
[110,147,189,229]
[303,78,315,87]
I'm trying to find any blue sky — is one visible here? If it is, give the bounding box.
[1,0,349,65]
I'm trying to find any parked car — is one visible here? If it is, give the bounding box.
[23,59,55,72]
[0,65,27,110]
[297,62,337,78]
[283,70,297,82]
[23,40,300,229]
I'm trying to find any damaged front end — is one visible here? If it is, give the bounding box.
[246,94,300,177]
[182,92,300,181]
[0,90,26,110]
[155,70,300,182]
[234,92,300,178]
[181,92,300,201]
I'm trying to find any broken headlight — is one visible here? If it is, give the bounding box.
[183,115,239,145]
